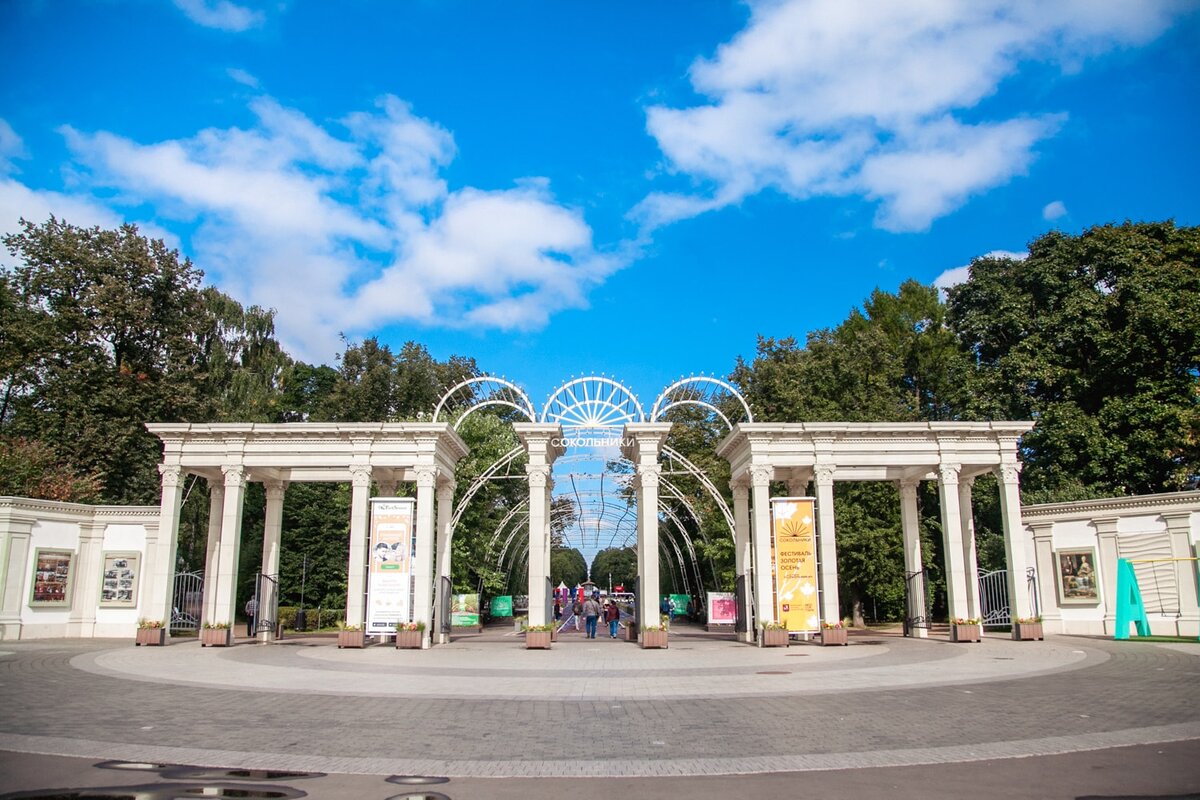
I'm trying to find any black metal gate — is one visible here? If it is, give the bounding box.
[904,568,931,637]
[439,576,452,635]
[171,570,203,632]
[253,573,279,637]
[734,574,749,633]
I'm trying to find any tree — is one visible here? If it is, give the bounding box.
[0,436,102,502]
[948,221,1200,499]
[550,547,588,588]
[590,546,638,592]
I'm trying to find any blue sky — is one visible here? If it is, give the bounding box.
[2,1,1198,408]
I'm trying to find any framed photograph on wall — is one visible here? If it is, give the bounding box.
[1055,548,1100,605]
[29,549,75,607]
[99,551,141,607]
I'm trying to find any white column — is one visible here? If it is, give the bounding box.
[202,482,224,623]
[147,465,185,629]
[814,465,840,626]
[732,481,753,642]
[412,467,437,647]
[995,463,1033,622]
[1163,512,1199,637]
[959,477,981,620]
[258,479,286,642]
[898,479,927,638]
[526,466,551,628]
[938,463,969,621]
[434,482,454,644]
[1030,521,1059,629]
[1094,517,1120,635]
[638,464,663,630]
[750,465,774,629]
[68,518,105,637]
[0,510,34,639]
[212,465,246,627]
[345,466,372,628]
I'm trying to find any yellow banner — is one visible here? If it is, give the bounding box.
[771,498,819,632]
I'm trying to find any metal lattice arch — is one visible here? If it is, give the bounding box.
[650,376,753,429]
[541,376,645,428]
[433,376,536,429]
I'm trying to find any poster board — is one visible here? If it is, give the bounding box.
[367,498,416,635]
[770,497,820,632]
[99,551,141,607]
[707,592,737,625]
[451,593,480,626]
[489,595,513,617]
[1055,548,1100,605]
[30,548,75,606]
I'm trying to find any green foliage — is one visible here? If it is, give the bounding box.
[591,547,638,591]
[550,547,588,587]
[0,435,103,502]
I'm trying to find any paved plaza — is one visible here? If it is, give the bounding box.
[0,624,1198,798]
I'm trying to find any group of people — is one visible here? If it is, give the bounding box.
[553,590,622,638]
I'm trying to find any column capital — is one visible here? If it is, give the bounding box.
[813,464,834,486]
[350,465,373,488]
[221,464,246,489]
[995,462,1022,484]
[415,467,437,489]
[436,483,455,502]
[1092,516,1120,537]
[938,462,961,485]
[158,464,183,488]
[1028,520,1055,540]
[732,482,749,502]
[638,463,662,490]
[263,479,287,500]
[898,478,920,500]
[750,465,773,487]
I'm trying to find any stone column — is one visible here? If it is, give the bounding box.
[1029,521,1059,629]
[958,477,981,620]
[526,465,551,628]
[147,465,185,628]
[0,507,35,639]
[412,468,437,647]
[345,466,372,628]
[1094,516,1120,635]
[258,480,286,642]
[638,463,663,630]
[732,481,753,642]
[995,463,1034,622]
[1162,512,1199,637]
[68,517,106,637]
[750,465,774,629]
[938,463,970,622]
[814,465,840,626]
[434,482,454,643]
[212,465,246,627]
[898,479,927,638]
[203,482,224,623]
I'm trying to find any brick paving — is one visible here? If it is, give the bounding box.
[0,625,1197,778]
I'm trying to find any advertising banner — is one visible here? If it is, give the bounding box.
[451,593,480,626]
[707,591,737,625]
[367,498,415,635]
[770,497,820,632]
[489,595,513,617]
[667,594,691,617]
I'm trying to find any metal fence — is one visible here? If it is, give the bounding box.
[170,570,203,632]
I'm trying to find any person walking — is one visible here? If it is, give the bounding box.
[582,591,603,639]
[604,598,620,639]
[572,597,584,631]
[244,596,258,637]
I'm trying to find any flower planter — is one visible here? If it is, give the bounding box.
[525,630,552,650]
[762,628,789,647]
[951,623,982,643]
[337,629,365,649]
[1013,622,1044,641]
[395,630,423,649]
[821,627,848,646]
[200,628,231,647]
[624,624,638,642]
[135,628,165,646]
[640,629,668,649]
[551,627,559,643]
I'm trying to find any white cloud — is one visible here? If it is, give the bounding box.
[0,119,27,174]
[934,249,1028,295]
[636,0,1186,232]
[174,0,265,32]
[40,95,617,363]
[226,68,260,88]
[1043,200,1068,221]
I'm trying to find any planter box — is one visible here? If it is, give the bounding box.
[395,630,423,649]
[337,629,365,649]
[821,627,848,646]
[551,627,559,643]
[624,625,638,642]
[525,630,552,650]
[640,629,668,649]
[761,628,789,647]
[951,624,982,643]
[200,628,231,647]
[1013,622,1044,641]
[135,628,165,646]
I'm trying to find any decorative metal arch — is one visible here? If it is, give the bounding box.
[433,376,536,429]
[650,376,753,429]
[541,375,645,428]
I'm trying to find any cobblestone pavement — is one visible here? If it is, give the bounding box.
[0,626,1197,780]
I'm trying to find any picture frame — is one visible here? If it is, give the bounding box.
[1055,547,1100,605]
[29,548,75,607]
[99,551,141,607]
